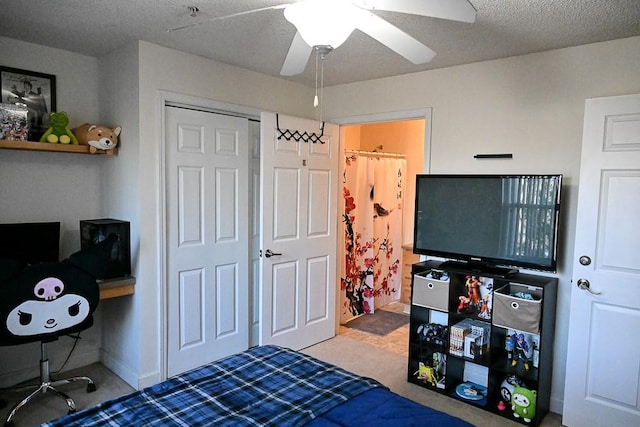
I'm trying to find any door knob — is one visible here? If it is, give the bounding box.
[579,255,591,266]
[264,249,282,258]
[577,278,602,295]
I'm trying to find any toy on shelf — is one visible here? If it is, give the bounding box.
[414,361,438,387]
[511,332,532,371]
[73,123,121,153]
[478,294,491,319]
[457,275,493,316]
[512,386,537,423]
[465,275,481,308]
[500,374,526,407]
[414,350,446,389]
[39,111,78,144]
[457,295,471,313]
[505,333,515,360]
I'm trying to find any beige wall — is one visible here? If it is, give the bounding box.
[325,36,640,413]
[342,120,424,244]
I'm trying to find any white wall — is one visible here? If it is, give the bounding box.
[324,36,640,413]
[0,37,315,389]
[4,31,639,414]
[0,37,105,386]
[102,41,316,388]
[97,42,142,387]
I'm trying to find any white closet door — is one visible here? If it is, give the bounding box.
[165,106,249,377]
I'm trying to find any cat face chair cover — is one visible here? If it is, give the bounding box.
[0,234,118,345]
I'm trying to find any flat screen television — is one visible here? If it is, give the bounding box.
[413,175,562,275]
[0,221,60,266]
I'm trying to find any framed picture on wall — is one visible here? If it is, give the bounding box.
[0,66,56,141]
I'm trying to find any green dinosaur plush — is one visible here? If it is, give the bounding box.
[39,111,78,144]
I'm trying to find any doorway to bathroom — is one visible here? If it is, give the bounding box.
[338,113,429,329]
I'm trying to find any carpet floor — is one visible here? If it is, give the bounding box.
[0,302,562,427]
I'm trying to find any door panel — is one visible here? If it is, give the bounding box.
[307,256,329,323]
[178,167,203,244]
[563,94,640,426]
[215,168,238,241]
[260,113,338,349]
[272,260,298,334]
[273,168,300,240]
[178,269,204,347]
[308,170,331,236]
[166,106,249,377]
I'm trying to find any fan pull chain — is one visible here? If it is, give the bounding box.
[319,52,324,131]
[314,49,319,108]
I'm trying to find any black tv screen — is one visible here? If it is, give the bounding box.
[413,175,562,274]
[0,222,60,266]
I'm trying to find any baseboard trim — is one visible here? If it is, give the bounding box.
[100,349,161,390]
[100,349,138,390]
[550,395,563,415]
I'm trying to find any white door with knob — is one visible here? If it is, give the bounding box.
[563,94,640,426]
[259,112,338,350]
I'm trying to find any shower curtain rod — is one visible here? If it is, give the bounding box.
[344,149,406,158]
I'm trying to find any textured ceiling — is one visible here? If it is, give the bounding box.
[2,0,639,87]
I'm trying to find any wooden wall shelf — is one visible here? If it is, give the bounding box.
[0,140,117,155]
[98,277,136,300]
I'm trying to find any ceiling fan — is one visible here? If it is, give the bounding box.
[169,0,477,76]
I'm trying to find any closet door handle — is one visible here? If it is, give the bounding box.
[264,249,282,258]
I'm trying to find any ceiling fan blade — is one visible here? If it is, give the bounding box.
[167,4,289,32]
[360,0,476,23]
[356,13,436,64]
[280,31,313,76]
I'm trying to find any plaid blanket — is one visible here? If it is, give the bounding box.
[42,345,385,426]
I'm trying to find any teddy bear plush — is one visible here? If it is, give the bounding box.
[39,111,78,144]
[72,123,122,153]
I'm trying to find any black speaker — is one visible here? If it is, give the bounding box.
[80,218,131,280]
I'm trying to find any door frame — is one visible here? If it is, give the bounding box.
[157,91,261,381]
[332,109,432,330]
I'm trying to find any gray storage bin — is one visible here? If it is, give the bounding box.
[412,271,449,312]
[492,283,543,334]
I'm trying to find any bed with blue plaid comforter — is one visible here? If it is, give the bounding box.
[42,345,472,426]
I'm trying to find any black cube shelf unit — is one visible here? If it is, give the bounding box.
[407,260,557,426]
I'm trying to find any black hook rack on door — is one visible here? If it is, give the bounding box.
[276,113,325,144]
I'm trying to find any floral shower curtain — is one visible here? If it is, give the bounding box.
[341,154,406,323]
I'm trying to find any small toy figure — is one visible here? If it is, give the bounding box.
[457,295,471,313]
[40,111,78,144]
[414,361,438,387]
[478,294,491,319]
[500,374,526,404]
[465,275,481,308]
[512,386,537,423]
[512,333,531,371]
[505,334,514,360]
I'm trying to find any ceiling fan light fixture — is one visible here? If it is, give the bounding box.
[284,0,361,49]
